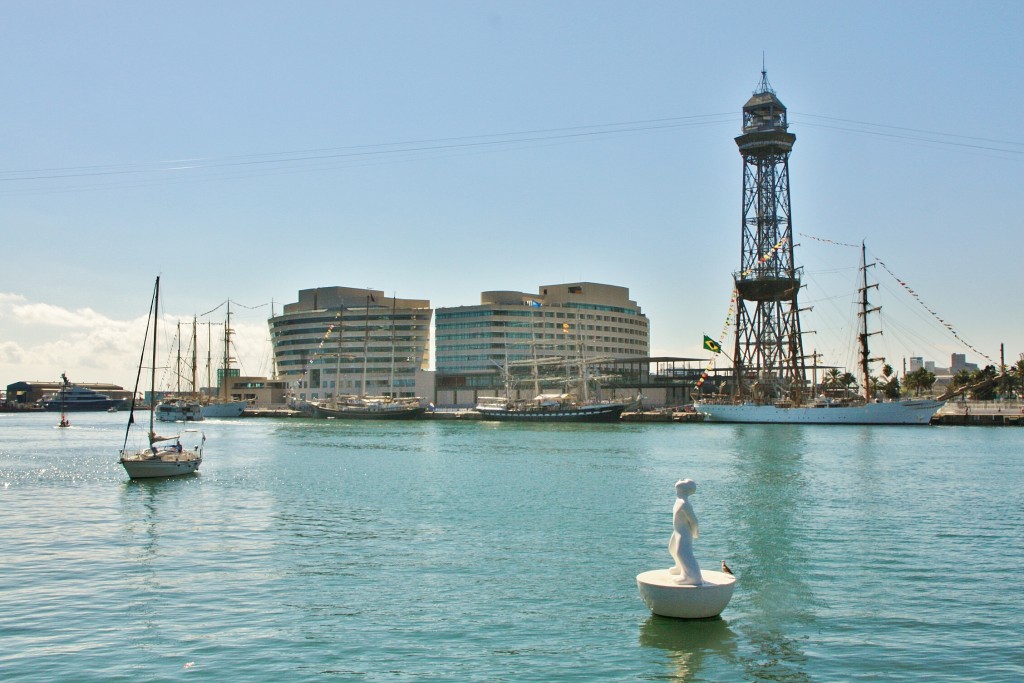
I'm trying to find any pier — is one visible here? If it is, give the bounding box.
[930,401,1024,426]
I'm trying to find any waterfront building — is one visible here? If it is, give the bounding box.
[434,282,650,406]
[268,287,432,403]
[4,380,133,408]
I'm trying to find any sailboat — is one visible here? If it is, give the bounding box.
[58,372,70,428]
[310,294,425,419]
[119,277,205,479]
[695,243,944,425]
[473,313,630,423]
[200,300,249,418]
[156,319,203,422]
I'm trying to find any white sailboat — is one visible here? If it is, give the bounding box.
[156,319,203,422]
[201,299,248,418]
[696,243,944,425]
[119,277,205,479]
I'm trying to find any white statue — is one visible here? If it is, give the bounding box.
[667,479,702,585]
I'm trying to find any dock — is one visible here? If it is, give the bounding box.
[930,401,1024,426]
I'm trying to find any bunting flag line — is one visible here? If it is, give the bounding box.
[290,321,340,389]
[874,259,994,364]
[799,231,993,365]
[739,236,790,277]
[697,237,790,388]
[697,236,792,389]
[798,232,859,248]
[695,288,738,388]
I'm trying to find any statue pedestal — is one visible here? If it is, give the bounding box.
[636,569,736,619]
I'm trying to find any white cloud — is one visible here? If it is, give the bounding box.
[0,292,272,390]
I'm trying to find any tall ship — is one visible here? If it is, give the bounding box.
[305,293,426,420]
[694,72,942,425]
[473,330,631,423]
[200,300,249,418]
[474,394,627,423]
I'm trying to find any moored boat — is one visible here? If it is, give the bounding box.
[473,394,627,423]
[694,242,945,425]
[310,396,425,420]
[119,277,204,479]
[696,397,943,425]
[200,400,248,418]
[40,383,120,412]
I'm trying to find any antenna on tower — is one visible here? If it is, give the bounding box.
[756,54,774,94]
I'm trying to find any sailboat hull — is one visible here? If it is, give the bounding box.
[200,400,248,418]
[311,403,426,420]
[119,451,202,478]
[475,403,626,423]
[695,399,944,425]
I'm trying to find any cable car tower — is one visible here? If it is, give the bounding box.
[731,70,806,403]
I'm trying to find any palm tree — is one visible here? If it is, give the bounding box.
[905,368,936,396]
[879,364,901,399]
[822,368,842,395]
[840,372,857,396]
[1009,355,1024,399]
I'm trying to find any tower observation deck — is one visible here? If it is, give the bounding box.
[731,70,806,403]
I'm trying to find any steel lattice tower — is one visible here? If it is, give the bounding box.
[731,71,806,403]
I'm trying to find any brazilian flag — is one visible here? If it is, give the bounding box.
[703,335,722,353]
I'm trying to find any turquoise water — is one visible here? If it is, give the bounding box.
[1,412,1021,681]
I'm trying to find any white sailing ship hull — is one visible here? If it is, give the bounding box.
[695,399,944,425]
[200,400,248,418]
[156,401,203,422]
[119,451,202,478]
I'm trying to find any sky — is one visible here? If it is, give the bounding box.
[2,1,1022,392]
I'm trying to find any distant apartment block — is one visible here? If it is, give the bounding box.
[268,287,432,402]
[434,282,650,403]
[950,353,978,374]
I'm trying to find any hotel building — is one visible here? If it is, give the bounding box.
[434,282,650,406]
[268,287,432,403]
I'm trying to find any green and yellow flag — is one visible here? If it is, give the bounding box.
[703,335,722,353]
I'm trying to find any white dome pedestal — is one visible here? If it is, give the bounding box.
[636,569,736,619]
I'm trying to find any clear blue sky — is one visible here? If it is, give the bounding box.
[2,1,1021,391]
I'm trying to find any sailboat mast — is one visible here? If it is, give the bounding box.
[206,322,212,392]
[221,300,232,401]
[191,317,198,397]
[362,294,371,396]
[857,241,883,402]
[389,294,396,398]
[151,277,160,439]
[334,305,344,403]
[176,321,182,395]
[529,299,541,395]
[859,243,869,401]
[576,309,589,403]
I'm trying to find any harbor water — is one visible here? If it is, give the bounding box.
[1,412,1021,681]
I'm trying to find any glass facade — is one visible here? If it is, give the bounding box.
[435,283,650,384]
